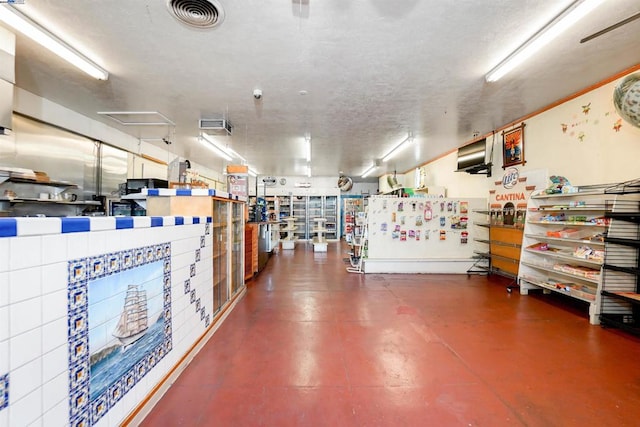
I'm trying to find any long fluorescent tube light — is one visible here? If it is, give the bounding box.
[361,164,377,178]
[382,133,413,163]
[200,133,233,161]
[485,0,605,82]
[248,168,257,177]
[227,148,247,163]
[307,163,311,178]
[0,5,108,80]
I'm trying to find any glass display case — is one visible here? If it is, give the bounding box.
[231,202,244,296]
[212,199,229,314]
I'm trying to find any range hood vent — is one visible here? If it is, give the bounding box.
[199,118,233,134]
[0,26,15,134]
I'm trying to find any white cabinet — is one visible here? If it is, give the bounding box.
[518,190,609,324]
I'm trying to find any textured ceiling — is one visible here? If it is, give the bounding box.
[3,0,640,179]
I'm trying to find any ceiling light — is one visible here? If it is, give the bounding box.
[227,148,247,163]
[305,137,311,162]
[382,133,414,163]
[199,133,233,161]
[248,168,258,177]
[361,164,377,178]
[307,163,311,178]
[485,0,605,82]
[0,5,108,80]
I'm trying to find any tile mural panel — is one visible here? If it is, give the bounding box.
[67,243,172,426]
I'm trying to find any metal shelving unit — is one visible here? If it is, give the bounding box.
[599,185,640,334]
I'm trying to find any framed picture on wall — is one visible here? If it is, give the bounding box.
[502,123,526,168]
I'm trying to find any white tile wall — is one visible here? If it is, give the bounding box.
[0,305,7,343]
[10,357,42,403]
[10,327,41,370]
[41,344,67,384]
[41,262,67,295]
[0,238,10,273]
[89,217,116,232]
[1,218,230,427]
[9,267,42,304]
[41,319,67,356]
[9,297,42,337]
[41,234,68,265]
[41,371,66,413]
[65,232,89,260]
[9,236,42,270]
[41,399,68,427]
[0,272,8,308]
[8,388,41,427]
[0,339,8,372]
[41,289,67,325]
[16,218,61,236]
[132,216,151,228]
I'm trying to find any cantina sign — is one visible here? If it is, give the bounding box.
[496,192,526,201]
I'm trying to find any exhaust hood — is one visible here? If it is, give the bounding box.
[0,26,15,134]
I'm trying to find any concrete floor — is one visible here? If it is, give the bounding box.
[141,242,640,426]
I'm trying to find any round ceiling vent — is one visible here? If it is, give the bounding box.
[167,0,225,29]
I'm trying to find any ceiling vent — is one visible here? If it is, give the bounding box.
[167,0,225,29]
[199,118,233,134]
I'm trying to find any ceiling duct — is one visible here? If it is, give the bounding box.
[167,0,225,28]
[199,118,233,134]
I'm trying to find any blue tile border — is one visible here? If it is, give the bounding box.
[0,218,17,237]
[115,217,134,229]
[0,216,211,239]
[140,188,247,202]
[62,217,91,234]
[0,373,8,411]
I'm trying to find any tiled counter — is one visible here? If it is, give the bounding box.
[0,214,243,426]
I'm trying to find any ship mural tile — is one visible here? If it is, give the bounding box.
[67,243,172,426]
[0,373,8,411]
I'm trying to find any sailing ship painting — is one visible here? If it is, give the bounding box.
[88,260,167,401]
[113,284,149,351]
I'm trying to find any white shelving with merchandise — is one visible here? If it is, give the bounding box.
[518,189,610,324]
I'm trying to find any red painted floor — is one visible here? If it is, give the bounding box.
[141,243,640,426]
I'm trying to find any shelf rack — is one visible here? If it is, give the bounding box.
[312,217,328,252]
[599,196,640,335]
[280,217,297,250]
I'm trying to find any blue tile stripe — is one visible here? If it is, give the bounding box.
[139,188,247,202]
[0,216,212,238]
[0,218,17,237]
[61,217,90,234]
[115,217,134,229]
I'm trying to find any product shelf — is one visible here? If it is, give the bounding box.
[523,248,603,267]
[520,261,600,284]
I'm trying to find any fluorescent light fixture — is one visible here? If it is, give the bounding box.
[0,5,108,80]
[248,168,258,177]
[199,133,233,161]
[304,134,311,162]
[227,148,247,163]
[382,133,414,163]
[485,0,605,82]
[306,163,311,178]
[361,164,377,178]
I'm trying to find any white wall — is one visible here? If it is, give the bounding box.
[409,70,640,198]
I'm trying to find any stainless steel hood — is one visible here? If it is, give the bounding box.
[0,26,15,134]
